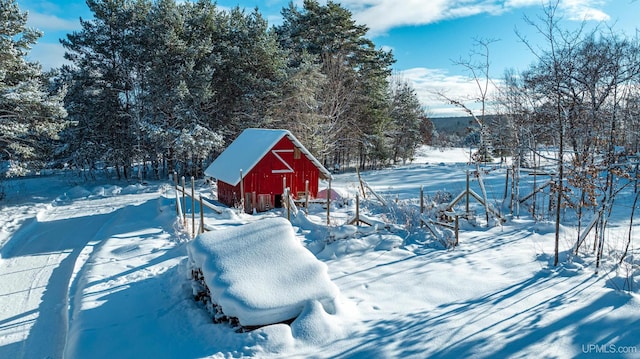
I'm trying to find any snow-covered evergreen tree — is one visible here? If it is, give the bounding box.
[61,0,221,178]
[61,0,146,179]
[210,7,288,137]
[0,0,67,176]
[389,79,426,164]
[276,0,396,169]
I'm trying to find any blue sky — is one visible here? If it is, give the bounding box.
[17,0,640,116]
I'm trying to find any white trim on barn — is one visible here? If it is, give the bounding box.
[271,149,295,174]
[204,128,332,185]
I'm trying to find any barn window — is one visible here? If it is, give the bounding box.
[294,147,301,159]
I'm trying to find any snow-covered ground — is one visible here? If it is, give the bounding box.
[0,146,639,358]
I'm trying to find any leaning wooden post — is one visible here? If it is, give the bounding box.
[191,176,195,238]
[454,215,460,247]
[357,167,366,199]
[239,169,245,213]
[305,180,309,215]
[326,177,331,226]
[181,176,186,226]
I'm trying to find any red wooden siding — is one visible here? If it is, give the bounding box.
[216,136,321,211]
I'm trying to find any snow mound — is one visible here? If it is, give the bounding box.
[290,300,345,345]
[67,186,92,199]
[248,324,295,354]
[53,186,91,205]
[92,185,122,197]
[187,217,340,327]
[317,232,404,259]
[331,225,358,240]
[121,184,146,194]
[218,207,240,220]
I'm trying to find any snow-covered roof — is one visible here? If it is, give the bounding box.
[204,128,331,186]
[187,217,339,327]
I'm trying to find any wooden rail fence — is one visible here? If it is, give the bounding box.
[174,173,223,238]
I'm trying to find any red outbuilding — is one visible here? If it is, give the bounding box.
[204,128,332,212]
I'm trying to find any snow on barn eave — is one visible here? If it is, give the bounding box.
[204,128,332,186]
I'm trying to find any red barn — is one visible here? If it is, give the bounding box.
[204,128,332,212]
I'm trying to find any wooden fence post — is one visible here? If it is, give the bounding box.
[239,169,244,213]
[175,184,181,220]
[465,170,470,214]
[305,180,309,215]
[357,167,366,199]
[283,176,288,209]
[199,195,205,234]
[181,176,186,226]
[355,193,360,227]
[191,176,195,238]
[326,177,331,226]
[420,185,424,228]
[174,172,179,216]
[503,168,510,200]
[454,215,459,247]
[285,188,291,221]
[511,166,517,217]
[532,172,537,219]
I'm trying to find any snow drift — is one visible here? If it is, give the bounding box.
[187,217,340,327]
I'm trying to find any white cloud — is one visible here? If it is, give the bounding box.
[26,12,80,32]
[398,67,501,117]
[344,0,457,36]
[560,0,610,21]
[341,0,612,36]
[504,0,540,7]
[27,42,69,70]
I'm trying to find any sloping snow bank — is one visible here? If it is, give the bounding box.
[187,217,340,327]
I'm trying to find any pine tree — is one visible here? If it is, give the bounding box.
[389,79,425,164]
[0,0,68,175]
[61,0,147,179]
[211,7,288,137]
[276,0,395,168]
[269,52,326,156]
[62,0,221,178]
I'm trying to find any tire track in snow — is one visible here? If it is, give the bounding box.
[0,193,160,359]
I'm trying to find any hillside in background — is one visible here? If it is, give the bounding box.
[431,116,475,132]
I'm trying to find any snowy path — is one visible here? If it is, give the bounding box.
[0,191,167,359]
